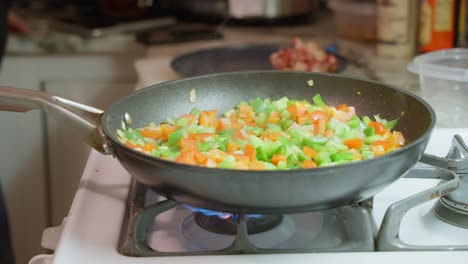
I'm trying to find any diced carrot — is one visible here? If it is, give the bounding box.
[139,129,162,139]
[287,104,297,120]
[372,140,394,151]
[238,105,254,121]
[144,142,156,152]
[295,102,308,117]
[244,144,257,162]
[190,133,216,141]
[308,110,329,122]
[271,154,287,165]
[125,141,143,149]
[199,110,218,128]
[368,121,387,135]
[313,118,326,135]
[233,154,250,164]
[175,152,197,165]
[336,104,350,112]
[180,138,197,150]
[160,124,178,140]
[301,160,317,168]
[287,102,308,123]
[206,149,229,163]
[180,114,196,125]
[309,110,328,135]
[227,142,240,154]
[233,162,248,170]
[297,114,309,125]
[303,146,318,158]
[193,151,207,164]
[267,111,281,124]
[262,132,283,141]
[232,129,245,140]
[248,160,265,170]
[344,138,364,149]
[201,158,218,168]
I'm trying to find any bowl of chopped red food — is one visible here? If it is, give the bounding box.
[270,37,342,73]
[171,37,346,77]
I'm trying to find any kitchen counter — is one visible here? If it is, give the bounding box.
[134,17,419,95]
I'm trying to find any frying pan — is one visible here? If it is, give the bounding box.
[0,71,435,213]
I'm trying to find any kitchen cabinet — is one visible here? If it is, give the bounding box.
[0,54,138,264]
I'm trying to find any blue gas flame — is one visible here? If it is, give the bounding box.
[184,205,262,220]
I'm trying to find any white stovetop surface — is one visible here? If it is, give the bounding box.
[35,128,468,264]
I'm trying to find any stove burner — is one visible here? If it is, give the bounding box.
[184,205,261,220]
[194,212,284,235]
[433,178,468,229]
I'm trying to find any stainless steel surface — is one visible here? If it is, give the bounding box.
[124,112,133,126]
[52,17,177,38]
[433,198,468,229]
[0,86,108,154]
[377,167,462,251]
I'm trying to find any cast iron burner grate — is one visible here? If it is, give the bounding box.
[118,182,376,256]
[118,135,468,256]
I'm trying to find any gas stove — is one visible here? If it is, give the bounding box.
[29,128,468,264]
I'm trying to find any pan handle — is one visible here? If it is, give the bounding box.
[0,85,111,155]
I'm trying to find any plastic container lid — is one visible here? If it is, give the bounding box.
[408,48,468,82]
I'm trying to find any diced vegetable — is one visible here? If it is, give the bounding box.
[117,93,405,170]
